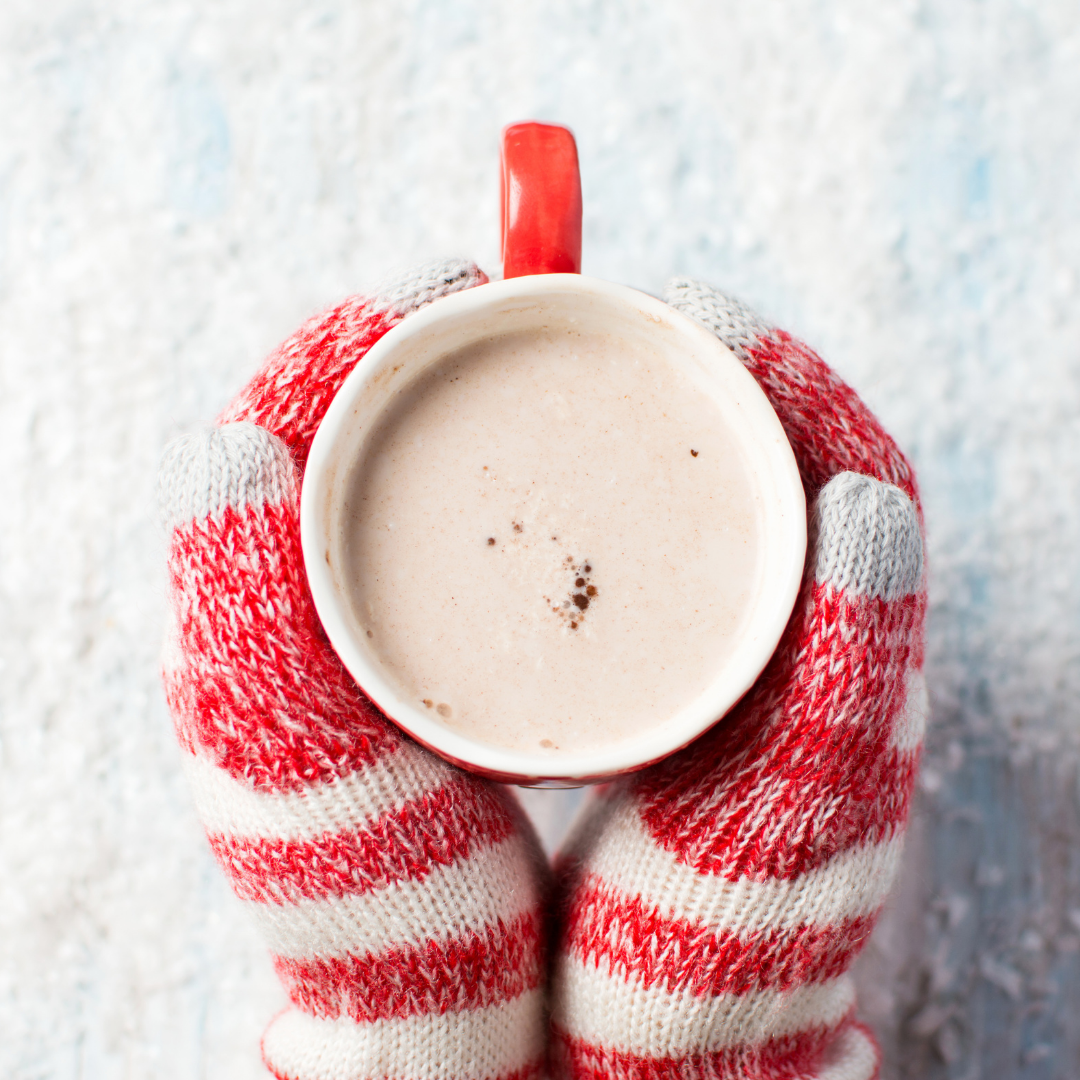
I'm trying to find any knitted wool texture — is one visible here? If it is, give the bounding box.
[548,280,927,1080]
[159,261,927,1080]
[160,260,550,1080]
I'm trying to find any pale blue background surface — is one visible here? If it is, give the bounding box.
[1,2,1079,1076]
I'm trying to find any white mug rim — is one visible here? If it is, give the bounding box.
[301,274,806,785]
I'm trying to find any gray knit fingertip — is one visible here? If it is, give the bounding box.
[664,278,773,361]
[812,472,924,600]
[157,422,298,531]
[369,257,487,319]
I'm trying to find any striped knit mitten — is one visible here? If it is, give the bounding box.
[550,280,928,1080]
[159,260,549,1080]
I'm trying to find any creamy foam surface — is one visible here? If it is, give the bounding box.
[342,327,761,754]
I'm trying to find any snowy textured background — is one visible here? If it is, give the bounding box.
[2,1,1079,1076]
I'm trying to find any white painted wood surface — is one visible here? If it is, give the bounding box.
[2,2,1078,1076]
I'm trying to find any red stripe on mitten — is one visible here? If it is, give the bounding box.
[549,282,928,1080]
[159,261,549,1080]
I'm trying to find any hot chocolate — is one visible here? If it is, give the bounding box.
[341,325,762,755]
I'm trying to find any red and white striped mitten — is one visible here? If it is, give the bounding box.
[550,280,928,1080]
[159,260,549,1080]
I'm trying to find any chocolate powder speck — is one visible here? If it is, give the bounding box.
[513,522,522,533]
[487,537,495,545]
[570,621,578,629]
[436,703,452,718]
[573,593,589,611]
[584,564,592,573]
[366,630,373,638]
[423,699,433,708]
[691,449,699,457]
[586,585,597,597]
[576,577,585,587]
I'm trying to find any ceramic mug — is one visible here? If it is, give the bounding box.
[301,123,806,786]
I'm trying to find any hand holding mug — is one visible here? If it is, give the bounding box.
[549,277,926,1079]
[158,125,926,1079]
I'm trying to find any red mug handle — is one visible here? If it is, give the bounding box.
[500,122,583,278]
